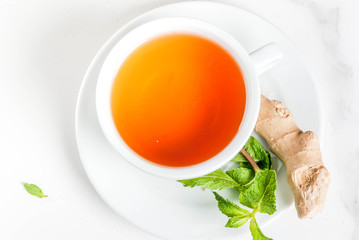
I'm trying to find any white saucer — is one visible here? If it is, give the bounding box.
[75,2,321,240]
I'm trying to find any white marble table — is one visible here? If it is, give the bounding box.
[0,0,357,239]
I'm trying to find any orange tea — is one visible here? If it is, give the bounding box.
[111,34,246,167]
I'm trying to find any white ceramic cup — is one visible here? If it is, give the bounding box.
[96,17,281,179]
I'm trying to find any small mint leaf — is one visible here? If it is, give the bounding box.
[178,169,239,190]
[232,137,272,170]
[225,215,251,228]
[250,217,273,240]
[213,192,251,218]
[231,152,248,163]
[239,170,277,214]
[24,183,47,198]
[226,167,255,186]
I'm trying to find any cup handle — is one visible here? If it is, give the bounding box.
[249,43,282,75]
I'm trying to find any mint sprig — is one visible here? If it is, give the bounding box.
[212,148,276,239]
[24,183,47,198]
[178,136,276,240]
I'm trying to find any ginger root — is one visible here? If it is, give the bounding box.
[255,95,330,219]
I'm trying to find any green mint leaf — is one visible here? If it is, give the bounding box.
[245,137,272,170]
[239,170,277,215]
[232,137,272,170]
[225,215,251,228]
[258,150,272,171]
[213,192,251,217]
[213,192,251,228]
[238,162,255,170]
[231,151,248,163]
[226,167,255,187]
[230,152,254,170]
[24,183,47,198]
[250,217,273,240]
[178,169,239,190]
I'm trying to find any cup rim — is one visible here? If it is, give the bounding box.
[96,17,260,179]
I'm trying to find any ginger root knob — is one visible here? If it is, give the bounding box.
[255,95,330,219]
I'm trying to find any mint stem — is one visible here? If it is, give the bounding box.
[251,208,259,217]
[240,148,261,173]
